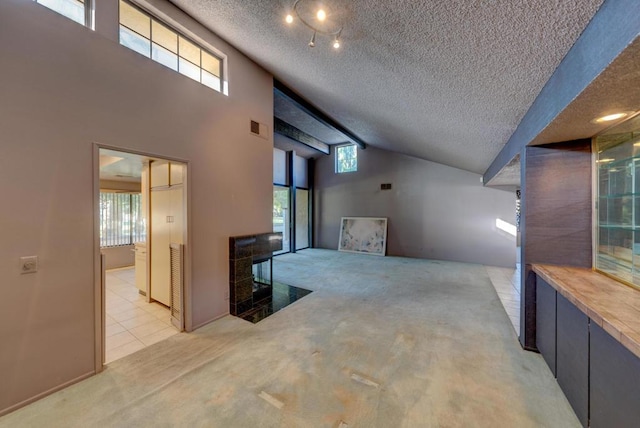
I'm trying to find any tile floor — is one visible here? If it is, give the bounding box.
[105,267,178,363]
[486,263,521,334]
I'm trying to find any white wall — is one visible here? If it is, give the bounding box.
[0,0,273,414]
[315,146,517,268]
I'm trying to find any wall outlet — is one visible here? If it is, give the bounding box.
[20,256,38,274]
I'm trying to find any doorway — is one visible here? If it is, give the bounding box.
[95,147,188,367]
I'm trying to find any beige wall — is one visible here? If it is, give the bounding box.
[315,146,517,268]
[0,0,273,414]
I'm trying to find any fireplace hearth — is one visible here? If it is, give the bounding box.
[229,232,311,322]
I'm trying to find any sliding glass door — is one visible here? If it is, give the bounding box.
[273,185,290,254]
[295,188,310,250]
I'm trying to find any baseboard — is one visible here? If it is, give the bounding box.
[191,312,229,331]
[0,370,95,417]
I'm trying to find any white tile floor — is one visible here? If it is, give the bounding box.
[486,263,521,334]
[105,267,178,364]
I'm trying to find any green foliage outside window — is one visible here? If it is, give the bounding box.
[336,144,357,173]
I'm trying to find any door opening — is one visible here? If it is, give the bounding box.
[95,147,188,367]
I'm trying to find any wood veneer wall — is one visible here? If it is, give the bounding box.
[520,139,592,349]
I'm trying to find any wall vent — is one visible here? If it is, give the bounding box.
[250,119,269,140]
[169,243,184,331]
[381,183,392,190]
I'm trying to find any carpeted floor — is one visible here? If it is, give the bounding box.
[0,249,579,427]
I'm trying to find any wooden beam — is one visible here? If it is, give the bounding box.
[274,117,330,155]
[274,80,367,150]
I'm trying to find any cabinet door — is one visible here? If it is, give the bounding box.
[134,246,146,293]
[169,162,183,185]
[170,186,184,245]
[150,190,171,306]
[536,276,557,376]
[150,160,169,188]
[590,323,640,428]
[556,294,589,428]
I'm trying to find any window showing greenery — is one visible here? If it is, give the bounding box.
[336,144,357,173]
[595,114,640,289]
[119,0,223,93]
[100,192,145,247]
[273,186,290,254]
[35,0,86,25]
[295,188,310,250]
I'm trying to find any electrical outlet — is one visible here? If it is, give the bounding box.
[20,256,38,274]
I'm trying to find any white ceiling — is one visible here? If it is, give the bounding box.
[100,149,145,182]
[169,0,605,174]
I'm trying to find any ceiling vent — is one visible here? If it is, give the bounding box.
[250,119,269,140]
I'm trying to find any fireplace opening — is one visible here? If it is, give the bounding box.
[252,256,272,302]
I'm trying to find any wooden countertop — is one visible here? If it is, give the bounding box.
[533,264,640,359]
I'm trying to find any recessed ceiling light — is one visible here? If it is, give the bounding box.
[591,111,635,124]
[285,14,293,24]
[317,9,326,21]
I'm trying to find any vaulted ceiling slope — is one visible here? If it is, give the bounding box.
[169,0,604,174]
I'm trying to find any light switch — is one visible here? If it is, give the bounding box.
[20,256,38,274]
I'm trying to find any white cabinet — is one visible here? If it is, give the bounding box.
[150,186,183,306]
[134,242,147,294]
[150,160,170,188]
[150,160,183,188]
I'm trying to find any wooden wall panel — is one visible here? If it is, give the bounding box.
[520,139,592,349]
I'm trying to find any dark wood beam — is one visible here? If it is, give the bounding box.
[274,117,330,155]
[274,79,367,150]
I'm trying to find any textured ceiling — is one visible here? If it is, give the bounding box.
[169,0,604,174]
[486,36,640,188]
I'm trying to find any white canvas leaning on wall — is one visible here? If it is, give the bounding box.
[338,217,388,256]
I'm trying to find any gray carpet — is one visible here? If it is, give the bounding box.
[0,249,579,427]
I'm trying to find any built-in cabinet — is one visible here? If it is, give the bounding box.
[150,160,184,307]
[590,322,640,427]
[535,275,640,428]
[555,293,589,427]
[134,242,147,294]
[536,278,557,376]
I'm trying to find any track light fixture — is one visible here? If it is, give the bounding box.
[285,0,344,50]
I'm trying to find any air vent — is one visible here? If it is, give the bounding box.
[381,183,392,190]
[250,119,269,140]
[250,120,260,135]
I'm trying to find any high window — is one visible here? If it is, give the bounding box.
[336,144,357,173]
[119,0,223,93]
[35,0,88,26]
[99,192,145,247]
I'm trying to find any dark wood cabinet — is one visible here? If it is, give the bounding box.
[536,277,557,376]
[556,294,589,427]
[590,322,640,428]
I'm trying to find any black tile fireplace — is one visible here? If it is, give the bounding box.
[229,232,312,323]
[228,232,282,316]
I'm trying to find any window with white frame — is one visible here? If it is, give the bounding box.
[119,0,223,93]
[336,144,357,173]
[34,0,87,26]
[99,192,145,247]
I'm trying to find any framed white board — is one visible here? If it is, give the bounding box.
[338,217,388,256]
